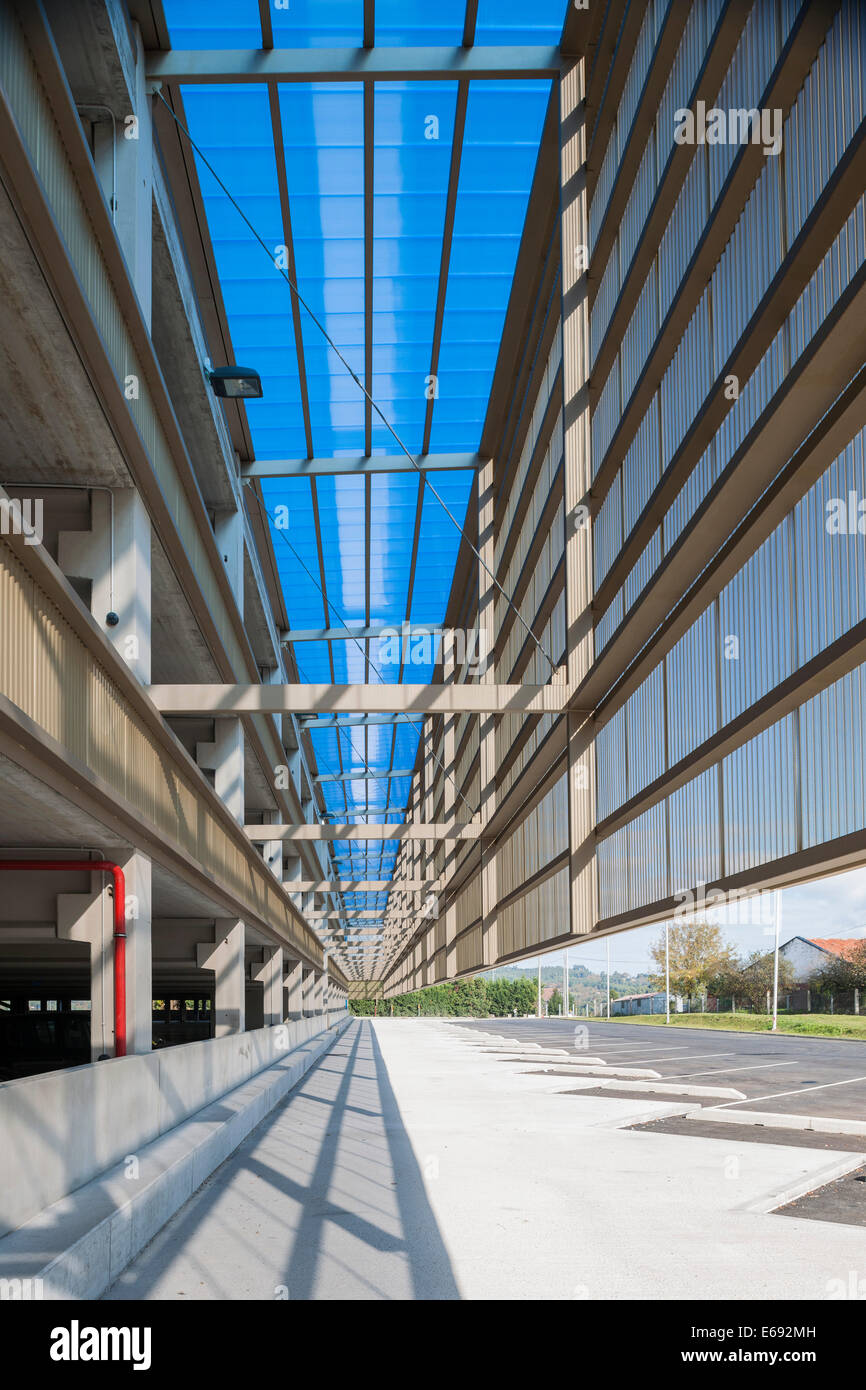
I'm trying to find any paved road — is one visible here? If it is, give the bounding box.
[455,1018,866,1121]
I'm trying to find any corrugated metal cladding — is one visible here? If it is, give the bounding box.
[598,187,865,648]
[497,868,570,958]
[723,715,799,874]
[800,663,866,850]
[599,411,866,876]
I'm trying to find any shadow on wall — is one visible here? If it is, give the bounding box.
[106,1019,461,1301]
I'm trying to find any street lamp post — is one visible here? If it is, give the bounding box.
[606,937,611,1019]
[772,891,781,1031]
[665,921,670,1025]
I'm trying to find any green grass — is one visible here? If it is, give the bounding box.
[601,1012,866,1040]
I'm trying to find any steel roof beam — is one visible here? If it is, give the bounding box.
[314,768,415,782]
[284,625,443,642]
[145,46,562,84]
[150,683,567,715]
[292,880,433,891]
[242,452,483,477]
[246,823,481,841]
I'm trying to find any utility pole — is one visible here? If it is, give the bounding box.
[771,890,781,1031]
[563,949,569,1018]
[537,957,542,1019]
[665,921,670,1025]
[606,938,611,1019]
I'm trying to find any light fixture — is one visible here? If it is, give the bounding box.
[207,365,263,399]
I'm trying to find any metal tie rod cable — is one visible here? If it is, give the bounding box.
[155,92,557,677]
[245,485,477,819]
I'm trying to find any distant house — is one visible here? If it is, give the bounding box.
[611,991,680,1016]
[778,936,861,984]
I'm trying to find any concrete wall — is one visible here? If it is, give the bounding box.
[0,1009,345,1238]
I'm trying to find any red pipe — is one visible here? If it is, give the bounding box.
[0,860,127,1056]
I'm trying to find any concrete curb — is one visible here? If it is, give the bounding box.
[583,1078,747,1100]
[0,1016,353,1300]
[597,1102,703,1129]
[741,1152,866,1214]
[691,1107,866,1137]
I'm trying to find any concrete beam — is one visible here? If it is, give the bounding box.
[314,768,414,782]
[145,46,561,84]
[306,910,419,920]
[246,823,481,841]
[290,880,434,891]
[297,714,423,728]
[149,683,567,716]
[284,625,443,643]
[244,453,483,477]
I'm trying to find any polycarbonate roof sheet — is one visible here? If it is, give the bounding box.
[160,3,559,913]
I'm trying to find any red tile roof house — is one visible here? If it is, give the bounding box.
[778,936,862,984]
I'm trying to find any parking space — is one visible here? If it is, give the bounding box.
[454,1018,866,1123]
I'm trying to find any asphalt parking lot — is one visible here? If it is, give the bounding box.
[455,1018,866,1123]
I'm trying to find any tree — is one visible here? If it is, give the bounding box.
[649,921,738,998]
[548,988,562,1016]
[713,950,795,1013]
[815,941,866,994]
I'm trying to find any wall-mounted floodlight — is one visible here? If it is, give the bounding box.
[208,366,263,399]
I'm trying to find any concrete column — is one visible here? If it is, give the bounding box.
[312,970,324,1017]
[197,719,245,824]
[422,716,436,887]
[58,488,151,681]
[92,24,152,327]
[214,507,244,610]
[478,458,498,967]
[301,965,315,1017]
[116,849,152,1055]
[560,59,598,939]
[283,958,303,1021]
[197,920,245,1036]
[262,810,284,882]
[251,944,282,1026]
[57,877,115,1061]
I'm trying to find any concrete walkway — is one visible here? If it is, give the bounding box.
[105,1019,459,1300]
[106,1018,866,1300]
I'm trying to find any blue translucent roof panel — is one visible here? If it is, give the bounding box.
[277,84,365,456]
[162,0,261,46]
[475,0,567,45]
[273,1,362,47]
[430,80,550,451]
[171,44,552,900]
[375,0,466,46]
[410,473,473,629]
[181,85,309,457]
[372,84,457,453]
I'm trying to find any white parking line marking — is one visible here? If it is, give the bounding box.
[621,1051,736,1067]
[578,1044,691,1053]
[660,1061,801,1081]
[708,1073,866,1109]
